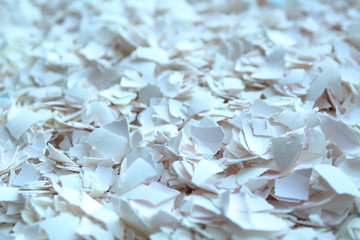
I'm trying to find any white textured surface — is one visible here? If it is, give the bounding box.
[0,0,360,239]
